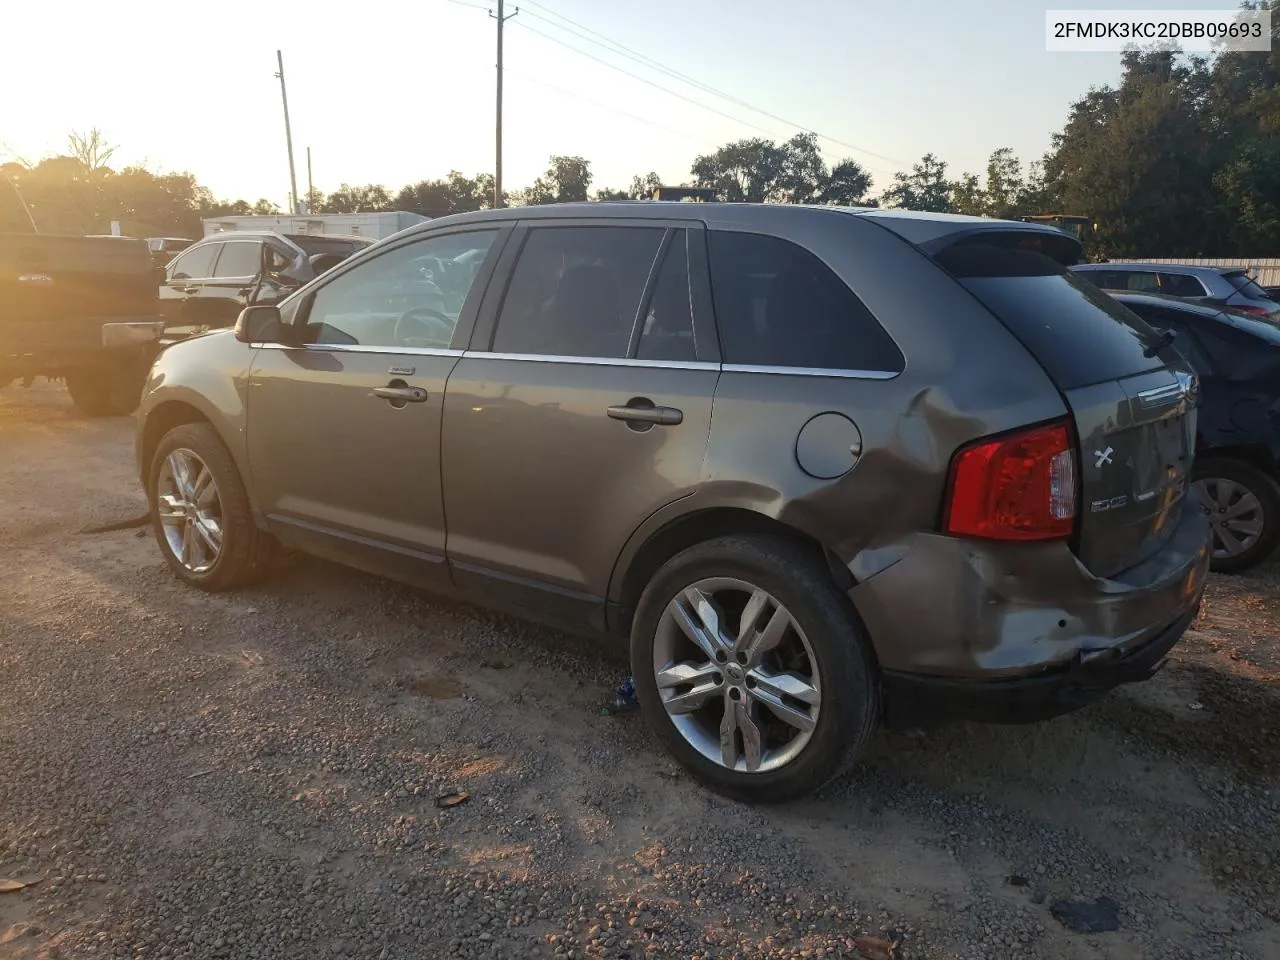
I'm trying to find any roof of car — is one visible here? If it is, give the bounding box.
[194,230,372,245]
[393,202,1072,249]
[1074,261,1246,276]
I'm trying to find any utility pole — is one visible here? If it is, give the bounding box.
[490,1,518,208]
[306,147,314,214]
[275,50,300,215]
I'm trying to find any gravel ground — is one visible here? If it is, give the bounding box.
[1,380,1278,960]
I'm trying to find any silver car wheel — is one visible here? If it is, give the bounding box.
[1195,476,1265,560]
[156,448,224,574]
[652,577,821,774]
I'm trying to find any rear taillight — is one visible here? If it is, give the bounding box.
[1235,305,1273,318]
[944,419,1077,541]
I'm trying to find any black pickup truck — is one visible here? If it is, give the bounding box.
[1,176,165,416]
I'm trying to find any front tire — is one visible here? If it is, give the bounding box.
[65,365,145,417]
[148,422,274,591]
[630,535,879,803]
[1192,457,1280,574]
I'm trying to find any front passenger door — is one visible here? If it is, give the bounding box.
[246,226,509,589]
[159,242,218,336]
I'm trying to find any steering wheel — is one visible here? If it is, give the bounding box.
[392,307,455,348]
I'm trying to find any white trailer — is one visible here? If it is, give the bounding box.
[201,211,429,241]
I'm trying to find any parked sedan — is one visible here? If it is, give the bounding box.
[1112,291,1280,573]
[136,205,1208,802]
[159,231,373,341]
[1072,261,1280,319]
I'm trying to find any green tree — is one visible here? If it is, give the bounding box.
[319,183,393,213]
[819,159,874,206]
[1043,48,1215,256]
[984,147,1024,219]
[949,171,985,216]
[691,134,872,204]
[522,156,593,204]
[395,171,497,216]
[880,153,952,212]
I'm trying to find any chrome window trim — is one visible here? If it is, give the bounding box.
[466,351,718,371]
[250,345,899,378]
[255,342,464,357]
[722,363,899,380]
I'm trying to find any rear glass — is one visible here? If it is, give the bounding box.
[1220,309,1280,345]
[1223,272,1269,299]
[937,243,1167,390]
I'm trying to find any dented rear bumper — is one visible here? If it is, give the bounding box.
[851,496,1211,726]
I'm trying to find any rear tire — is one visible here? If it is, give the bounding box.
[630,534,879,803]
[148,422,275,591]
[1192,457,1280,574]
[65,365,146,417]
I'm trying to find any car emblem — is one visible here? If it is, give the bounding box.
[1094,446,1114,468]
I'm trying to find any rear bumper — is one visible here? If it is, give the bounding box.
[850,495,1211,726]
[881,603,1198,727]
[2,316,164,372]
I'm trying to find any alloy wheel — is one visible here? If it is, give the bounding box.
[156,448,224,574]
[652,577,821,774]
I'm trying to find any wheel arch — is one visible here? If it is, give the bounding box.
[1195,443,1280,478]
[608,504,856,639]
[138,394,263,522]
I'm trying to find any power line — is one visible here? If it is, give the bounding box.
[519,0,905,166]
[512,21,783,140]
[505,69,720,148]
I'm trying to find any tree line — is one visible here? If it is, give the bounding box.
[2,6,1276,257]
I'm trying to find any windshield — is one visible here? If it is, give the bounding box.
[1223,272,1270,299]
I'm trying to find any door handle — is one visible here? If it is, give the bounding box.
[178,286,200,295]
[373,385,428,404]
[607,399,683,426]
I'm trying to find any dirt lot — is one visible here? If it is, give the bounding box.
[1,381,1278,960]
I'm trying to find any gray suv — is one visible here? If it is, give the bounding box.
[135,204,1211,802]
[1071,261,1280,319]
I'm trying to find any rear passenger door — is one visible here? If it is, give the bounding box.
[699,228,907,556]
[441,219,719,630]
[201,238,264,330]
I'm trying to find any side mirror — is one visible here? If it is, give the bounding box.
[234,305,287,344]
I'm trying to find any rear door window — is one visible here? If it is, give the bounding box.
[1124,271,1160,293]
[1159,273,1208,298]
[936,242,1167,390]
[635,230,697,362]
[167,243,219,280]
[212,241,262,278]
[706,230,904,373]
[493,226,664,359]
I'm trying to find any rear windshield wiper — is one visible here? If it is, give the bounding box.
[1144,329,1176,359]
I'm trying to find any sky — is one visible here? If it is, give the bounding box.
[0,0,1236,206]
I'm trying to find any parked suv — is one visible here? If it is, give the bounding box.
[135,205,1210,802]
[159,231,373,341]
[1112,291,1280,573]
[1072,261,1280,319]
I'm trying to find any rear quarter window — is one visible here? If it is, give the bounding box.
[707,230,904,373]
[1224,272,1270,299]
[937,243,1168,390]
